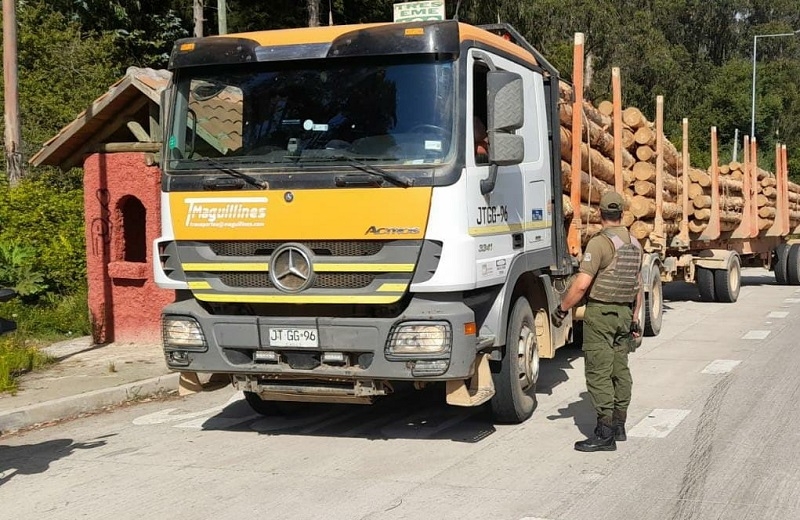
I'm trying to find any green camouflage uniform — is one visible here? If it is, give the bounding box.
[579,225,642,421]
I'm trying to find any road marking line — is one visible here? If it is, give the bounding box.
[628,409,691,438]
[768,311,790,318]
[742,330,770,340]
[701,360,742,374]
[784,298,800,303]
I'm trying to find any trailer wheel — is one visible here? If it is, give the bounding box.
[774,243,790,285]
[643,270,663,336]
[243,392,279,416]
[696,266,716,302]
[787,244,800,285]
[714,255,741,303]
[490,296,538,424]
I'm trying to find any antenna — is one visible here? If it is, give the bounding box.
[453,0,463,21]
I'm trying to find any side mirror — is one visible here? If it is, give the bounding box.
[487,71,524,166]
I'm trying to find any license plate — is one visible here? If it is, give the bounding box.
[268,327,319,348]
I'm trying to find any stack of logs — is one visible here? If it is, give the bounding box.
[559,86,796,244]
[687,162,800,235]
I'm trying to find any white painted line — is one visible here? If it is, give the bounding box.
[628,409,691,438]
[768,311,790,319]
[742,330,771,340]
[784,298,800,303]
[701,360,742,374]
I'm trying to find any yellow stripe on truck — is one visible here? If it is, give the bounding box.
[181,263,414,273]
[193,293,404,304]
[169,187,432,241]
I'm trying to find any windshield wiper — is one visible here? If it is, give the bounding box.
[300,155,412,188]
[197,156,268,190]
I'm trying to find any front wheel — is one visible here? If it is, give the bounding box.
[243,391,279,416]
[490,297,539,424]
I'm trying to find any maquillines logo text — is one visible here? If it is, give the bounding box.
[183,197,268,228]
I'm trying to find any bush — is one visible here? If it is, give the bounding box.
[0,288,91,340]
[0,335,52,393]
[0,177,86,297]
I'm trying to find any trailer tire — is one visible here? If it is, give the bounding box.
[643,270,663,336]
[714,255,741,303]
[243,391,280,416]
[490,297,538,424]
[775,243,790,285]
[696,266,716,302]
[787,244,800,285]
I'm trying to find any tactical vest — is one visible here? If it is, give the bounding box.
[588,229,642,304]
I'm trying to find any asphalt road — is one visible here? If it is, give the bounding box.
[2,268,800,520]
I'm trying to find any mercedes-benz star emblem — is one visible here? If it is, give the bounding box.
[269,244,314,293]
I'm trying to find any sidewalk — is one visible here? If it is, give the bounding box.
[0,336,179,435]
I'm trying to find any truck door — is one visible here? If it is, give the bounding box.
[466,50,553,288]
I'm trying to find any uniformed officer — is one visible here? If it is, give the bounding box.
[552,191,643,452]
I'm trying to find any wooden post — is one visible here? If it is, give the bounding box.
[783,145,790,235]
[194,0,204,37]
[612,67,623,193]
[567,33,585,256]
[699,127,721,240]
[751,138,760,237]
[654,96,665,244]
[675,118,690,246]
[768,143,784,236]
[3,0,22,186]
[732,134,752,239]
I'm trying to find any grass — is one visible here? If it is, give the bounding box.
[0,289,90,393]
[0,335,52,393]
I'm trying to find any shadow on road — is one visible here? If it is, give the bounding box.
[545,392,596,438]
[194,345,586,443]
[0,437,109,486]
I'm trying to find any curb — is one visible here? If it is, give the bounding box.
[0,372,180,435]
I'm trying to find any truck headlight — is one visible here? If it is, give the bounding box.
[162,316,207,351]
[386,322,451,357]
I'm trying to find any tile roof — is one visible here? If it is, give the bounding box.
[30,67,171,169]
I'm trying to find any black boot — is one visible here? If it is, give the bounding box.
[575,416,617,452]
[612,410,627,442]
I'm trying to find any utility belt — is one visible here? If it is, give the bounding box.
[587,299,634,309]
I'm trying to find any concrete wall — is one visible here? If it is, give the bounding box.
[84,152,175,344]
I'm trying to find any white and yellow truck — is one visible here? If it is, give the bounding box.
[154,20,653,423]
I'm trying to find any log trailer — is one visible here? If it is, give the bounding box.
[155,18,795,424]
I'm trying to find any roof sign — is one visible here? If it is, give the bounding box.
[393,1,446,23]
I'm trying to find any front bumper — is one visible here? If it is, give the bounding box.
[162,295,478,381]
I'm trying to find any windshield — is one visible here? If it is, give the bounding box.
[167,58,456,170]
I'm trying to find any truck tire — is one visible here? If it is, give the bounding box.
[490,296,539,424]
[243,391,279,416]
[696,266,716,302]
[775,243,790,285]
[714,255,741,303]
[787,244,800,285]
[643,270,663,336]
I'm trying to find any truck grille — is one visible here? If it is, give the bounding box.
[208,241,386,257]
[218,272,378,289]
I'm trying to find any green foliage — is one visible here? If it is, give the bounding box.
[0,288,91,339]
[0,240,47,297]
[0,178,86,296]
[0,335,52,394]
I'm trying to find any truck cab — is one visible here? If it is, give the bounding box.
[156,20,575,423]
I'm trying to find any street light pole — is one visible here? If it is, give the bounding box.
[750,30,800,140]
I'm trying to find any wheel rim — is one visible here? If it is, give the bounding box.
[517,323,539,391]
[730,262,741,292]
[652,277,663,318]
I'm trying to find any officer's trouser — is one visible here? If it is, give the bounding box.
[582,302,633,420]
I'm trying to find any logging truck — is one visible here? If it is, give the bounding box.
[153,18,791,424]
